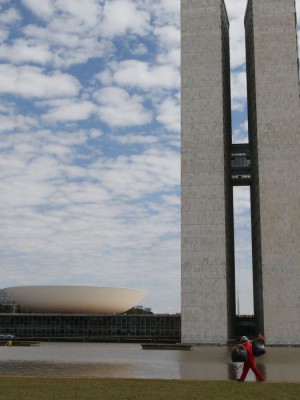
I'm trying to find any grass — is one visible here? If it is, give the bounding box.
[0,378,300,400]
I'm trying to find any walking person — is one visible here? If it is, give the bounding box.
[237,336,264,382]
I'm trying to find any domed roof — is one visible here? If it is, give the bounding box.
[4,285,149,314]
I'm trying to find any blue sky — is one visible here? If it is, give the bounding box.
[0,0,299,314]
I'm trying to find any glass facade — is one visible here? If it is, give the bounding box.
[0,314,181,342]
[231,144,251,184]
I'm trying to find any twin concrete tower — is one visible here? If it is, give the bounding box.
[181,0,300,344]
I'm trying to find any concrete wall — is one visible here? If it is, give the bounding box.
[181,0,232,343]
[181,0,300,345]
[245,0,300,344]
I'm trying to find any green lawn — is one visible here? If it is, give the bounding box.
[0,378,299,400]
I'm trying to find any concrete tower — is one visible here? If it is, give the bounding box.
[181,0,235,344]
[181,0,300,344]
[245,0,300,344]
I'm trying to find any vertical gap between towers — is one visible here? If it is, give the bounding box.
[233,186,254,316]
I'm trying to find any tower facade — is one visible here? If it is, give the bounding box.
[181,0,300,344]
[245,0,300,344]
[181,0,235,343]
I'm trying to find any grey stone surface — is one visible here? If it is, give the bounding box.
[181,0,232,344]
[181,0,299,345]
[245,0,300,344]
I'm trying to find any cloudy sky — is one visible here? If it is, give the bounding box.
[0,0,299,314]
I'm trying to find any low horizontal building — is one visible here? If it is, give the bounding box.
[0,313,181,342]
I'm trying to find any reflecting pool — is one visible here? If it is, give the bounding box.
[0,343,299,381]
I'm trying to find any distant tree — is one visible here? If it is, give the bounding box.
[123,307,153,315]
[0,304,29,313]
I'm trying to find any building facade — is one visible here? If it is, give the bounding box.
[181,0,300,344]
[0,313,181,341]
[181,0,235,344]
[245,0,300,344]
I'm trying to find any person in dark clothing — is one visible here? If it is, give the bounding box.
[238,336,264,382]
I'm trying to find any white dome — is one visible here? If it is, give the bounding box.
[4,285,149,314]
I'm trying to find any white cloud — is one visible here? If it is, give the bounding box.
[0,113,37,132]
[130,43,148,56]
[89,129,103,139]
[0,28,8,42]
[20,0,54,19]
[112,134,159,145]
[17,0,109,68]
[22,24,111,68]
[0,40,52,65]
[233,185,253,315]
[54,0,101,26]
[154,25,180,48]
[162,194,180,206]
[156,97,180,132]
[156,48,180,68]
[0,65,81,98]
[154,25,180,68]
[96,69,113,85]
[21,0,101,25]
[0,124,180,311]
[101,0,150,37]
[231,70,247,112]
[224,0,247,69]
[2,0,181,72]
[0,6,21,24]
[233,186,251,216]
[102,60,180,90]
[1,0,178,313]
[233,120,248,144]
[149,0,180,27]
[229,17,246,69]
[95,86,152,127]
[225,0,247,20]
[89,147,180,200]
[42,99,97,123]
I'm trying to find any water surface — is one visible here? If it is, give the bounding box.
[0,343,299,381]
